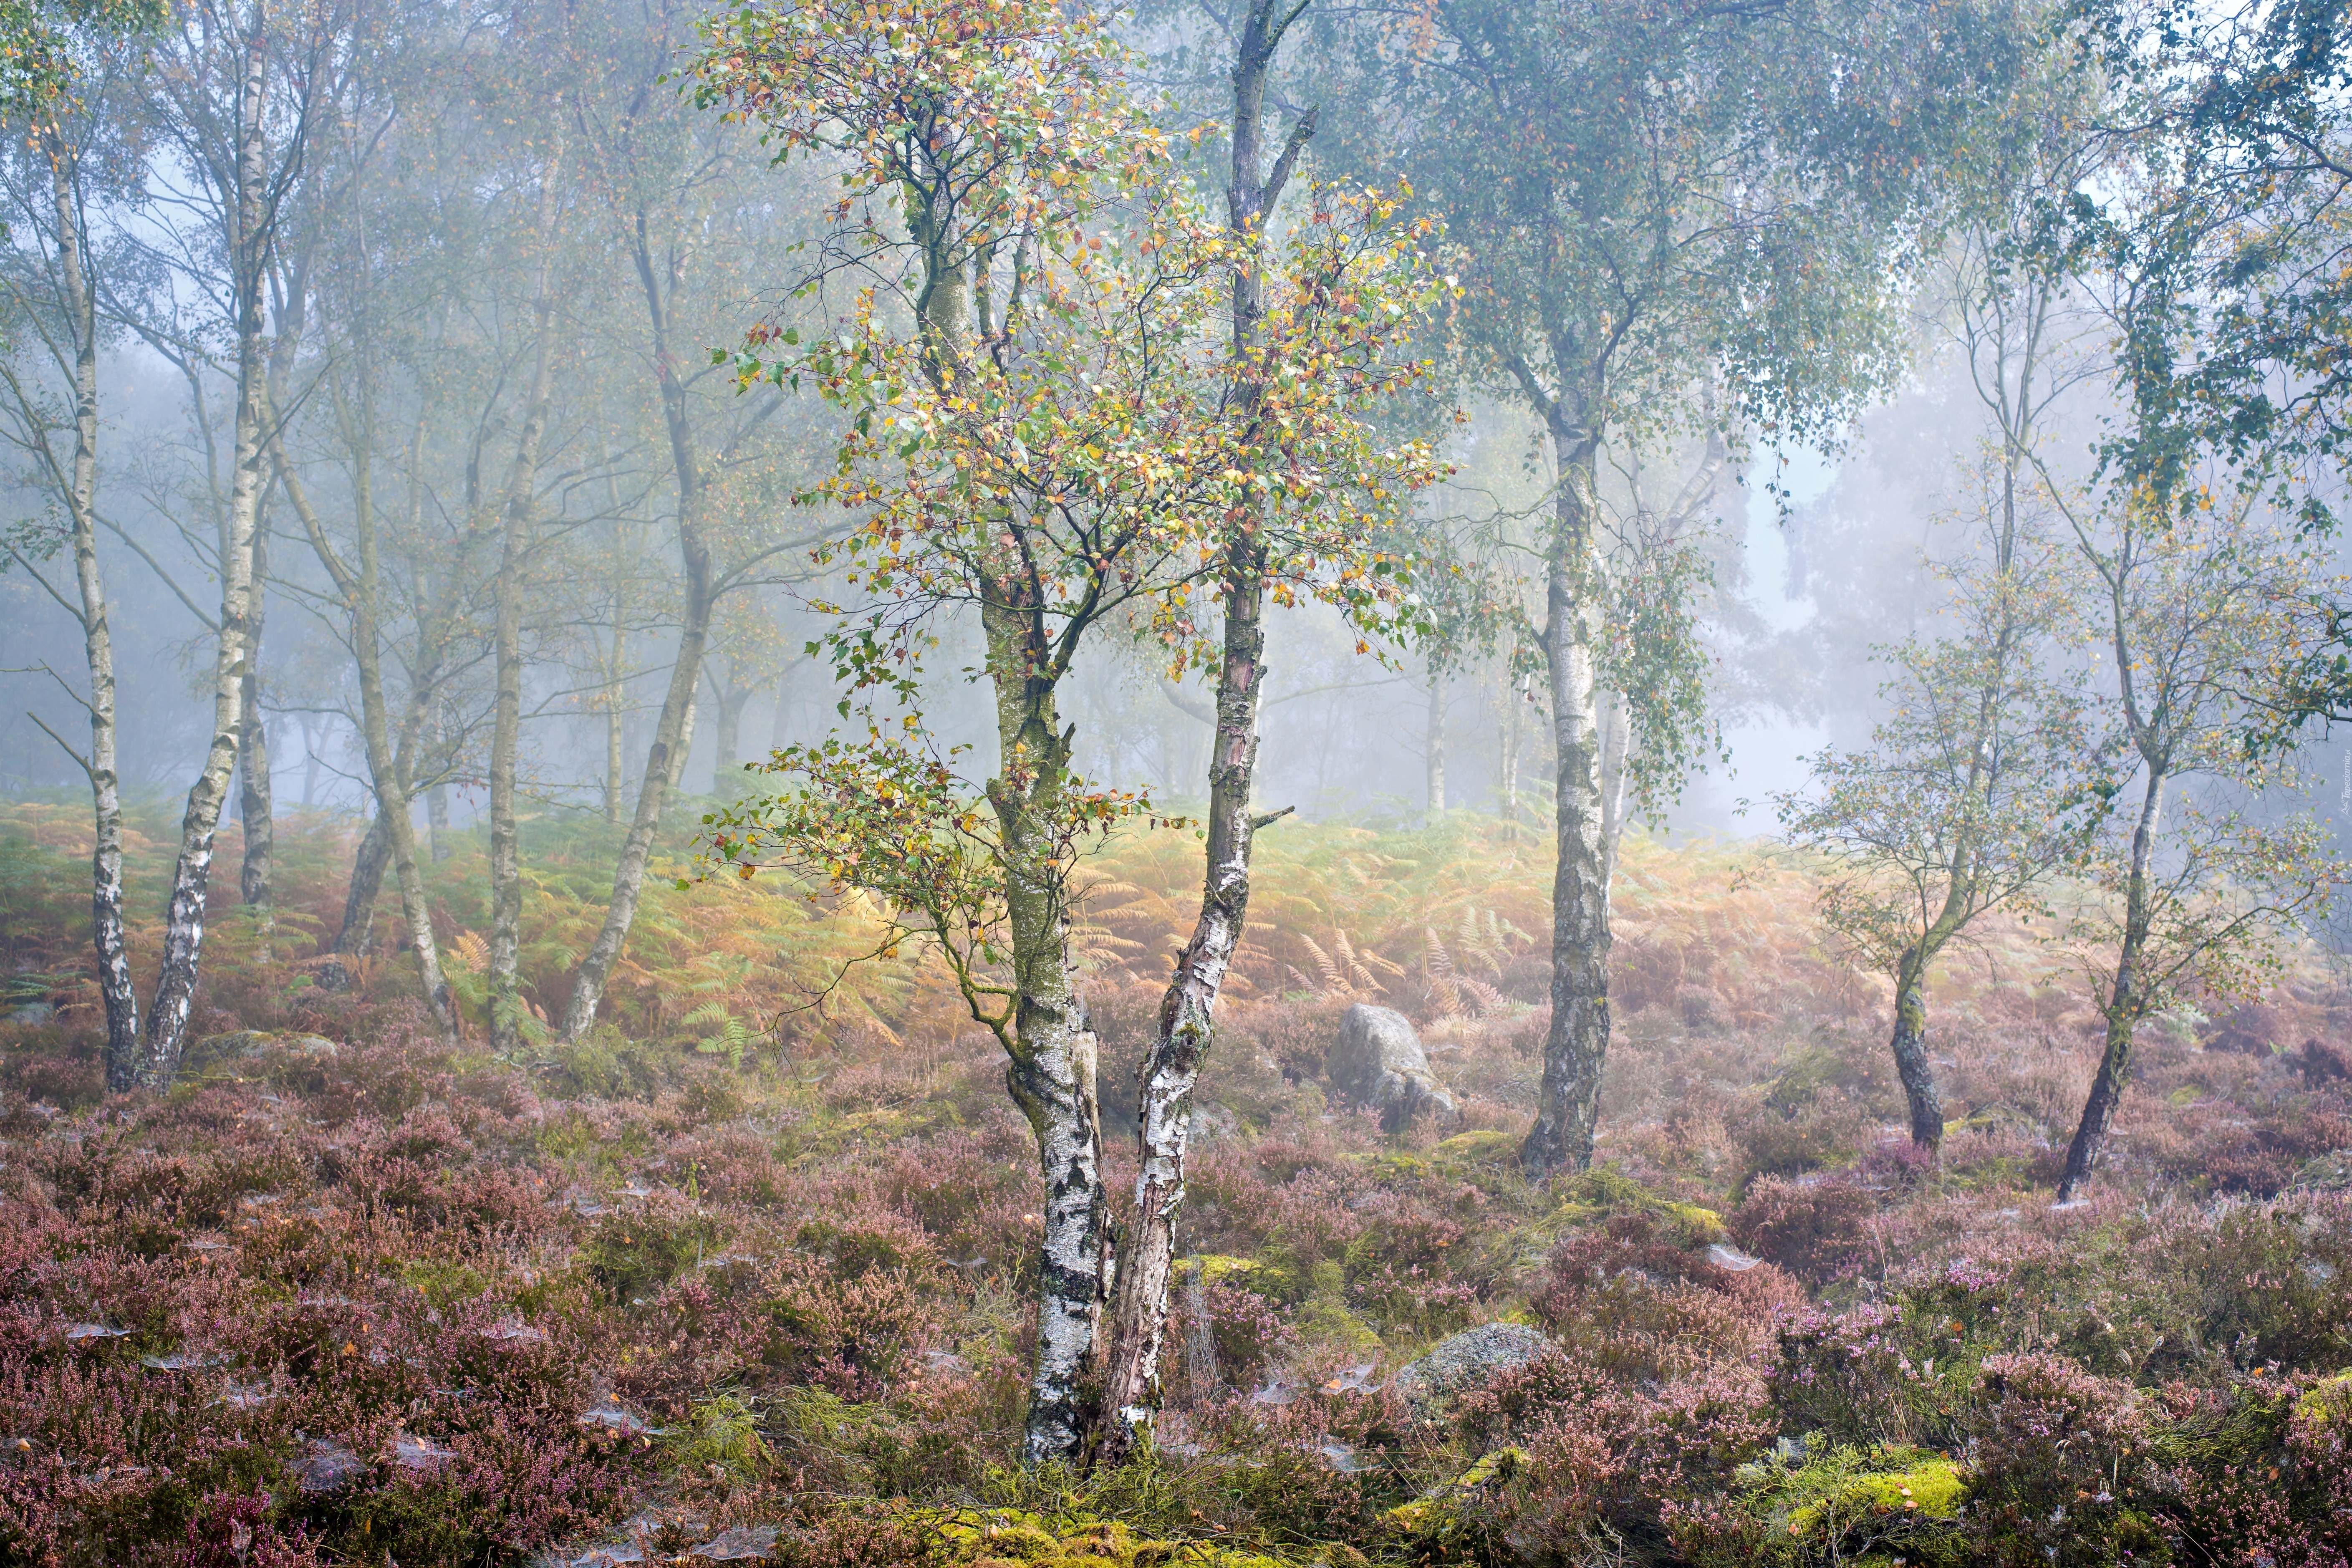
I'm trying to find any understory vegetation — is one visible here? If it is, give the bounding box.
[3,805,2349,1565]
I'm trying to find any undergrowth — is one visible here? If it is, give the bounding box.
[2,804,2349,1564]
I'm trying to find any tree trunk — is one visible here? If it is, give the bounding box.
[43,131,140,1087]
[273,427,458,1038]
[1425,662,1446,813]
[1499,669,1522,831]
[1522,424,1613,1177]
[665,673,700,793]
[979,601,1108,1469]
[489,149,565,1050]
[1888,944,1945,1152]
[2057,769,2164,1204]
[238,512,274,913]
[335,810,391,957]
[427,780,451,861]
[1596,687,1630,882]
[136,28,273,1088]
[1099,554,1272,1465]
[1095,0,1312,1465]
[555,207,720,1044]
[712,676,751,790]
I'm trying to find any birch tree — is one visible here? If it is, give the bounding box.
[2050,492,2340,1203]
[1343,0,1993,1176]
[1096,0,1444,1464]
[693,0,1436,1462]
[0,0,156,1081]
[1782,454,2092,1152]
[102,0,328,1086]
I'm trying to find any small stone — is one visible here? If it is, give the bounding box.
[1391,1323,1550,1411]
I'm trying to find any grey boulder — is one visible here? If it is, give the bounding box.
[1391,1323,1552,1411]
[1328,1003,1457,1129]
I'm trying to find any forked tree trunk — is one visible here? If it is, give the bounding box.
[274,428,458,1038]
[2057,769,2164,1204]
[136,28,274,1088]
[979,601,1108,1468]
[555,207,721,1044]
[1522,424,1613,1177]
[41,130,140,1085]
[488,149,565,1050]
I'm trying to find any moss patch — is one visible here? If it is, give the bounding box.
[1731,1446,1970,1565]
[929,1509,1306,1568]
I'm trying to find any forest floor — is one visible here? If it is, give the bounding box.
[3,801,2351,1566]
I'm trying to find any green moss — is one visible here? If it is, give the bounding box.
[1433,1129,1521,1165]
[398,1258,489,1310]
[2296,1369,2352,1426]
[928,1509,1301,1568]
[663,1391,771,1482]
[1534,1164,1726,1242]
[1292,1294,1384,1358]
[1785,1457,1965,1533]
[1732,1446,1970,1565]
[1194,1254,1270,1288]
[1383,1448,1527,1538]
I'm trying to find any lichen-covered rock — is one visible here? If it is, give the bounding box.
[1391,1322,1550,1410]
[1327,1004,1457,1130]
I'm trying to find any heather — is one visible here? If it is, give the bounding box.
[4,805,2352,1565]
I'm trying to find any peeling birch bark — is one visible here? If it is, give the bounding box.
[1098,572,1269,1464]
[137,23,275,1088]
[35,129,141,1086]
[1095,0,1312,1465]
[1522,431,1613,1177]
[977,599,1110,1467]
